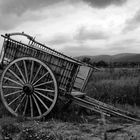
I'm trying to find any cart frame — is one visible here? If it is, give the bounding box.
[0,32,93,119]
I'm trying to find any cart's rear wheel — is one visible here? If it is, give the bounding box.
[0,57,58,119]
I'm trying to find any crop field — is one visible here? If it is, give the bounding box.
[0,68,140,139]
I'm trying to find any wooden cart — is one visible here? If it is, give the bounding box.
[0,32,93,119]
[1,32,140,122]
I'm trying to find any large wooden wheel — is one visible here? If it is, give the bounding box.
[0,57,58,119]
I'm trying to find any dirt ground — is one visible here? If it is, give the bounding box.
[0,115,140,140]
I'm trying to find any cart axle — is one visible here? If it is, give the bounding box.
[23,84,34,95]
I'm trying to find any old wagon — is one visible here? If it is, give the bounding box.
[0,32,93,119]
[0,32,140,121]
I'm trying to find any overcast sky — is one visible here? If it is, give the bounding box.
[0,0,140,56]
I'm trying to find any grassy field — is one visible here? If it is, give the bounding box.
[86,68,140,113]
[0,67,140,116]
[0,68,140,139]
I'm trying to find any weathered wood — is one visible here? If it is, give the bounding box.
[71,91,86,98]
[0,32,95,119]
[0,57,58,119]
[2,38,79,94]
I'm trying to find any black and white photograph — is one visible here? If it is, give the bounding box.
[0,0,140,139]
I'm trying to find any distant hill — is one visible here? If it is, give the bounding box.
[76,53,140,63]
[114,54,140,62]
[76,55,112,62]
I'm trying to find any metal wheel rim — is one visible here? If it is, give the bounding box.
[0,57,58,119]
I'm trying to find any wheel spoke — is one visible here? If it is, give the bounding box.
[4,90,22,97]
[23,95,28,116]
[29,61,34,83]
[34,93,49,110]
[29,96,33,118]
[15,94,26,112]
[23,60,28,83]
[15,63,26,83]
[32,95,42,116]
[8,93,24,106]
[31,65,42,84]
[35,88,54,93]
[33,72,49,86]
[34,81,53,88]
[34,91,53,102]
[8,69,24,85]
[4,76,23,87]
[2,85,22,89]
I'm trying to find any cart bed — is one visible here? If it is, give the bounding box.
[1,36,80,95]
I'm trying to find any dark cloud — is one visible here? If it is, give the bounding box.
[0,11,44,30]
[0,0,62,16]
[75,26,109,41]
[0,0,127,16]
[123,9,140,32]
[0,0,62,30]
[82,0,127,8]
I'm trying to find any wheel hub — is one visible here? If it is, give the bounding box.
[23,84,34,95]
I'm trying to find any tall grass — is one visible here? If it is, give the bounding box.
[86,68,140,106]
